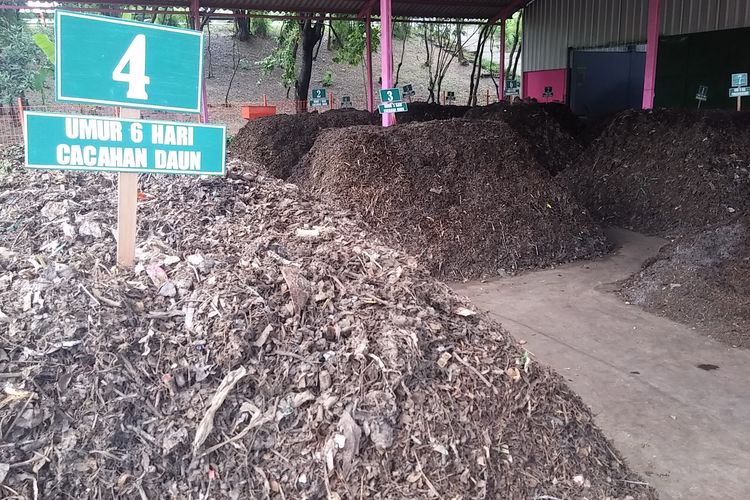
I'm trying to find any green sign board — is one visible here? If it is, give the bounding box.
[695,85,708,101]
[341,96,352,108]
[402,84,415,96]
[310,88,328,107]
[446,91,456,101]
[378,102,408,113]
[731,73,748,87]
[729,86,750,98]
[380,88,402,102]
[55,11,204,113]
[24,112,226,176]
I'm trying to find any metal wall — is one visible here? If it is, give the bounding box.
[524,0,750,71]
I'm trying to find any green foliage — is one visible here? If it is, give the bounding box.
[249,17,271,37]
[321,70,333,87]
[393,20,411,40]
[257,20,300,89]
[504,11,522,46]
[0,20,42,105]
[32,33,54,64]
[481,58,499,74]
[330,21,379,66]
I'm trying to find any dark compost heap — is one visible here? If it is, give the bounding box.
[464,103,583,175]
[622,216,750,348]
[296,120,609,280]
[562,109,750,236]
[230,109,378,179]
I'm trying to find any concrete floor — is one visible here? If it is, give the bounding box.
[453,228,750,500]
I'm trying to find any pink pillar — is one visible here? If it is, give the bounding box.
[192,0,208,123]
[642,0,661,109]
[499,18,506,102]
[380,0,394,126]
[365,15,374,112]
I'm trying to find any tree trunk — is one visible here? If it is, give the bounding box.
[510,11,524,80]
[235,11,249,41]
[455,23,467,65]
[294,16,325,113]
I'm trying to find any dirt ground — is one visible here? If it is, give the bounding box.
[562,108,750,236]
[205,23,503,135]
[622,216,750,348]
[296,119,609,280]
[0,145,653,499]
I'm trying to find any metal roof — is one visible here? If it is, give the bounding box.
[10,0,530,21]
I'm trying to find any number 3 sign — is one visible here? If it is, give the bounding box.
[55,11,204,113]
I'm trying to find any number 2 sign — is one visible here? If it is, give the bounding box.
[55,11,204,113]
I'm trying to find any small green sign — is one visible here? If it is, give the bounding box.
[378,102,408,113]
[446,91,456,101]
[341,96,352,108]
[729,86,750,98]
[695,85,708,101]
[543,86,554,97]
[55,11,204,113]
[24,112,226,176]
[402,84,415,96]
[380,88,402,102]
[310,88,328,107]
[732,73,748,87]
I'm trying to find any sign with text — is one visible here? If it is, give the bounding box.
[341,96,352,108]
[505,80,520,96]
[695,85,708,101]
[732,73,748,88]
[543,86,554,97]
[402,84,415,97]
[310,88,328,107]
[380,88,402,102]
[55,11,204,113]
[729,86,750,98]
[446,91,456,102]
[24,112,225,176]
[378,102,408,113]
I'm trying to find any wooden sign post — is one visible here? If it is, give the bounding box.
[117,109,140,266]
[24,11,225,268]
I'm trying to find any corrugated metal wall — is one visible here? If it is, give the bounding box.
[524,0,750,71]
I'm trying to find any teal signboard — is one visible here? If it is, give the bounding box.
[55,11,204,113]
[731,73,748,88]
[24,112,225,176]
[380,88,402,102]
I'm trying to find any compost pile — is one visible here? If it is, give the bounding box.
[0,147,655,499]
[296,120,609,280]
[622,216,750,348]
[562,109,750,235]
[231,109,378,179]
[464,103,582,174]
[398,102,471,123]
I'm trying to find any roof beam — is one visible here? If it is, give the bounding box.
[489,0,529,24]
[358,0,378,18]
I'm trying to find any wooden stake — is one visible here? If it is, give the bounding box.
[117,107,140,267]
[738,96,742,112]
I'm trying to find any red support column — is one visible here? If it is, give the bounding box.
[642,0,661,109]
[192,0,208,123]
[365,14,374,112]
[380,0,394,126]
[499,18,506,102]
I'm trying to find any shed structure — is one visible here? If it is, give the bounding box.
[523,0,750,114]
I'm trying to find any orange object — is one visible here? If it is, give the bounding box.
[241,105,277,120]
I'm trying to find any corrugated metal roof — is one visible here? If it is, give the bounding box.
[43,0,530,21]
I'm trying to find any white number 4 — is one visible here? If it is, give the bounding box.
[112,34,150,100]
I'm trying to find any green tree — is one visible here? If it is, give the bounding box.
[0,20,41,106]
